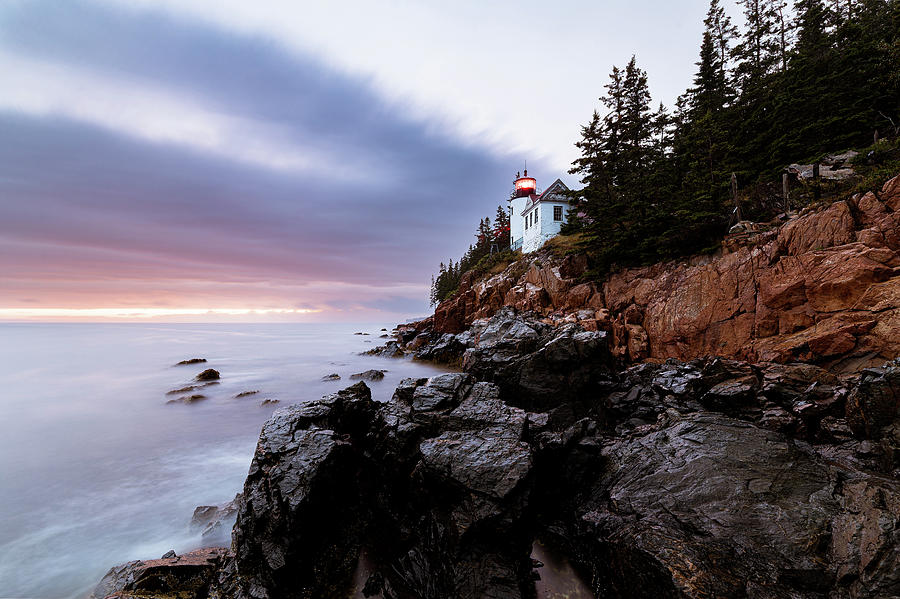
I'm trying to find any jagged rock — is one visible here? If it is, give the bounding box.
[196,369,220,381]
[362,339,405,357]
[846,360,900,439]
[829,479,900,596]
[460,312,612,411]
[191,494,241,545]
[231,383,377,598]
[166,384,200,396]
[90,547,228,599]
[420,431,532,499]
[391,377,428,404]
[410,373,472,412]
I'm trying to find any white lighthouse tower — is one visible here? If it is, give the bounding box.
[507,168,571,253]
[508,170,536,251]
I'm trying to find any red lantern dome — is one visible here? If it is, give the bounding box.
[513,169,536,198]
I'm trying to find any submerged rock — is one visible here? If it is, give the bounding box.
[321,373,341,381]
[196,369,220,381]
[175,358,207,366]
[361,340,404,358]
[234,390,259,398]
[349,369,386,381]
[166,394,207,404]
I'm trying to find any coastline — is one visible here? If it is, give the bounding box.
[88,309,900,598]
[0,322,447,599]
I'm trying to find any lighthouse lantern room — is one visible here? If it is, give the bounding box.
[513,170,537,197]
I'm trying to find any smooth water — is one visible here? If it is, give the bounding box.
[0,323,445,599]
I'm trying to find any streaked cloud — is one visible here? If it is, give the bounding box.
[0,0,710,321]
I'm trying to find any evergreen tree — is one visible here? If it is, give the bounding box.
[493,205,511,248]
[733,0,782,87]
[773,0,793,72]
[703,0,740,81]
[731,0,787,176]
[570,56,672,271]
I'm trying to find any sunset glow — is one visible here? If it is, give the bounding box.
[0,307,322,321]
[0,0,708,322]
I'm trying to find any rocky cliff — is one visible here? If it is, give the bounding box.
[91,309,900,598]
[431,174,900,372]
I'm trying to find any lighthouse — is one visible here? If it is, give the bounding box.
[508,170,536,251]
[507,168,571,253]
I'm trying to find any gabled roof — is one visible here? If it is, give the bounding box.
[518,179,571,215]
[539,178,569,199]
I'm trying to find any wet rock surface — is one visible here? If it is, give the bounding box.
[90,547,228,599]
[96,311,900,598]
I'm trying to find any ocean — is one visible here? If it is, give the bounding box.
[0,322,446,599]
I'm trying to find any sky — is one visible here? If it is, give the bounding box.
[0,0,720,322]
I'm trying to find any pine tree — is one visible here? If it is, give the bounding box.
[493,205,510,248]
[733,0,782,88]
[703,0,740,82]
[669,14,734,255]
[773,0,793,72]
[732,0,786,176]
[429,274,436,306]
[570,56,672,271]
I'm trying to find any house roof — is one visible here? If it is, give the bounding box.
[518,178,570,215]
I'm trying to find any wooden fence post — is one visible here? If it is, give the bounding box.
[813,163,820,201]
[783,173,790,212]
[731,172,742,223]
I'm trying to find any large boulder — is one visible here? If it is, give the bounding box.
[224,377,541,599]
[455,309,613,411]
[569,414,839,597]
[231,383,378,598]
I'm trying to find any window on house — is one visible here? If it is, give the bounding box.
[554,205,563,221]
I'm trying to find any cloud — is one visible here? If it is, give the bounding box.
[0,1,538,319]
